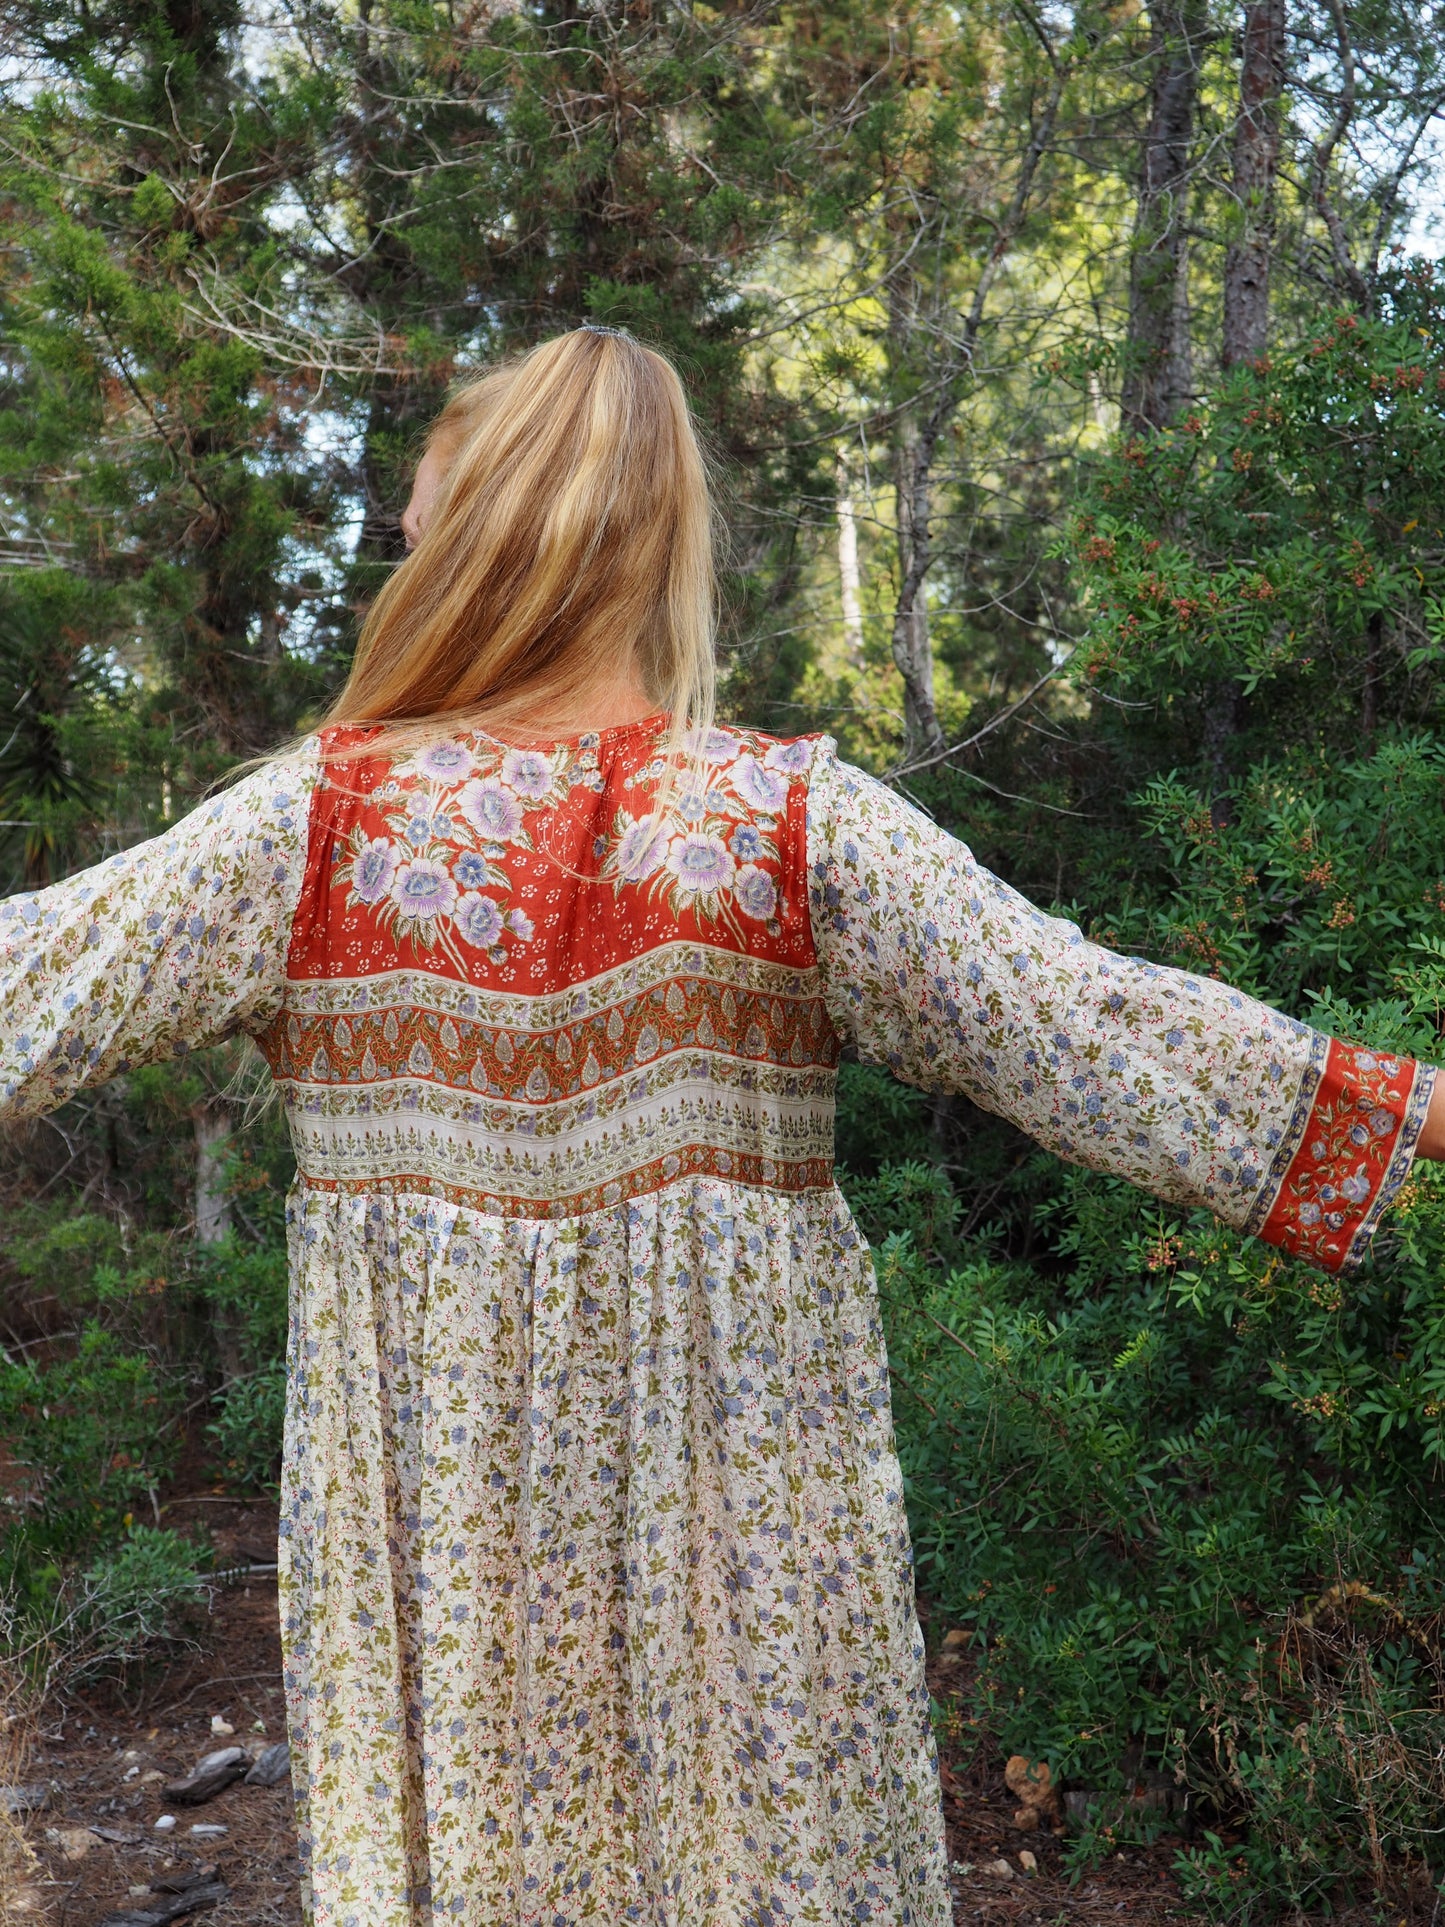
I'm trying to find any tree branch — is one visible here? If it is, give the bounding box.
[1305,0,1369,309]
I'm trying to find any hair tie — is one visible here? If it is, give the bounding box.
[578,321,628,339]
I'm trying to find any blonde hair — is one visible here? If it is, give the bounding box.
[322,329,717,779]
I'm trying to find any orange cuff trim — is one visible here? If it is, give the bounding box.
[1256,1039,1433,1273]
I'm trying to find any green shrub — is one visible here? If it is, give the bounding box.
[206,1360,286,1493]
[857,265,1445,1917]
[3,1205,127,1305]
[834,1060,936,1174]
[191,1235,289,1368]
[79,1524,209,1652]
[837,1059,1445,1913]
[0,1324,182,1558]
[1176,1628,1445,1918]
[0,1058,293,1605]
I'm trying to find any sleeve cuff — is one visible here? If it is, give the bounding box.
[1252,1040,1436,1273]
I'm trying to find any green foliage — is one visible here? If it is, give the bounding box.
[0,1326,180,1551]
[191,1236,289,1375]
[833,1061,936,1175]
[1,1518,211,1698]
[0,1056,294,1611]
[190,1229,289,1493]
[1065,269,1445,755]
[77,1524,209,1664]
[206,1363,287,1495]
[0,575,112,890]
[1175,1629,1445,1919]
[1122,737,1445,1008]
[0,5,344,793]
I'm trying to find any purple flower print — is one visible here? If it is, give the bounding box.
[455,892,504,948]
[730,824,765,862]
[1369,1108,1397,1138]
[351,836,397,905]
[459,778,524,844]
[666,832,734,896]
[506,906,535,940]
[688,727,739,764]
[615,813,669,882]
[501,749,555,801]
[390,858,458,921]
[764,737,812,775]
[734,864,777,921]
[733,756,789,815]
[453,850,491,890]
[404,811,434,846]
[1341,1166,1372,1205]
[414,740,474,782]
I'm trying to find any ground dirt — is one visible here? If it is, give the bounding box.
[18,1493,297,1927]
[915,1599,1198,1927]
[11,1495,1436,1926]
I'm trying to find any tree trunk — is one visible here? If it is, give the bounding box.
[883,205,948,765]
[1222,0,1287,369]
[193,1096,244,1384]
[1122,0,1207,432]
[192,1098,232,1249]
[890,416,946,760]
[836,459,865,664]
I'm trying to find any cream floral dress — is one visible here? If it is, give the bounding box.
[0,717,1431,1927]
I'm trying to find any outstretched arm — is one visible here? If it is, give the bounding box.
[806,741,1436,1274]
[0,749,318,1120]
[1418,1082,1445,1159]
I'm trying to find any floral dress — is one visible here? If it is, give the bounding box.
[0,716,1432,1927]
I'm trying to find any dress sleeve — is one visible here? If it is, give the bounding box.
[0,745,319,1120]
[805,739,1435,1273]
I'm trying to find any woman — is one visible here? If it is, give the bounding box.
[2,327,1439,1927]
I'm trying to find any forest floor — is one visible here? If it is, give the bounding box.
[3,1495,1253,1925]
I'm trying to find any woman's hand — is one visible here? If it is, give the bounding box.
[1418,1074,1445,1159]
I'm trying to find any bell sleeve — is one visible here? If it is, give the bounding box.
[0,746,319,1121]
[805,739,1434,1274]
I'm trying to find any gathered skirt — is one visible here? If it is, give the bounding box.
[279,1176,950,1926]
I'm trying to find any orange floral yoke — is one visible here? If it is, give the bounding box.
[272,722,837,1214]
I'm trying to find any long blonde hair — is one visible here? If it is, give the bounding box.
[323,328,717,775]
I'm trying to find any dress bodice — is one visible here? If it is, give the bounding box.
[259,720,841,1217]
